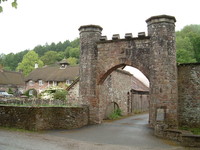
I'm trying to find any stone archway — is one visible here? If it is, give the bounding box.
[78,15,178,130]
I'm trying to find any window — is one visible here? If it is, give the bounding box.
[66,80,72,85]
[60,64,66,69]
[53,81,57,86]
[39,80,43,86]
[29,80,34,86]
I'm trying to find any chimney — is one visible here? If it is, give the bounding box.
[35,63,38,69]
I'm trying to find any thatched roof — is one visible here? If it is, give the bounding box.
[0,70,25,86]
[58,59,69,65]
[25,65,79,82]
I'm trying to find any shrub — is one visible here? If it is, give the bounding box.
[54,90,67,101]
[8,88,14,94]
[180,127,200,135]
[24,88,37,98]
[108,108,122,120]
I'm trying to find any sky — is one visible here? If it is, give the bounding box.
[0,0,200,85]
[1,0,200,55]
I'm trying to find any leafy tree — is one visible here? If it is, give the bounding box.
[1,38,80,71]
[33,45,48,57]
[176,36,196,63]
[65,47,80,59]
[0,0,17,13]
[177,49,196,63]
[57,51,65,61]
[189,33,200,62]
[17,50,43,76]
[2,53,15,70]
[41,51,59,65]
[67,57,78,66]
[70,38,80,48]
[176,24,200,63]
[0,53,5,67]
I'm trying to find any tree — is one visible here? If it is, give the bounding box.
[41,51,59,65]
[17,50,43,76]
[176,24,200,63]
[70,38,80,48]
[0,0,17,13]
[1,53,15,70]
[176,36,196,63]
[65,47,80,59]
[33,45,48,57]
[67,57,78,66]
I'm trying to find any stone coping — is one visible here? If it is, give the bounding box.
[178,62,200,66]
[161,128,200,147]
[146,14,176,23]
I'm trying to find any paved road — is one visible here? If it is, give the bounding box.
[0,113,198,150]
[46,113,188,149]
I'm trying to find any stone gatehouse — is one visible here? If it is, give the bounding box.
[78,14,200,133]
[79,15,178,129]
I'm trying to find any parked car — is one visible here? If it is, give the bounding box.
[0,91,13,97]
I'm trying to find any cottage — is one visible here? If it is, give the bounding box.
[25,59,79,94]
[0,69,25,95]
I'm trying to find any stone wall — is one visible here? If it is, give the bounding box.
[99,69,133,119]
[0,105,89,130]
[67,69,139,119]
[146,15,178,128]
[67,81,80,105]
[178,63,200,128]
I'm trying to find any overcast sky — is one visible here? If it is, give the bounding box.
[1,0,200,55]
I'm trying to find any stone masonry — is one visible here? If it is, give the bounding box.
[146,15,178,128]
[178,63,200,128]
[0,105,89,130]
[67,69,146,119]
[79,15,178,129]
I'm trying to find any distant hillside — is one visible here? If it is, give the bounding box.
[0,38,80,71]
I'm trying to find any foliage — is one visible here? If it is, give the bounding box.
[0,0,17,13]
[40,86,66,100]
[180,127,200,135]
[8,88,13,94]
[24,88,37,98]
[54,90,67,101]
[67,57,78,66]
[16,51,43,76]
[176,24,200,63]
[40,51,60,65]
[108,108,122,120]
[0,39,79,72]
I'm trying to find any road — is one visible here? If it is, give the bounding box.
[0,113,198,150]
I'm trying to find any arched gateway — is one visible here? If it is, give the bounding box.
[79,15,178,129]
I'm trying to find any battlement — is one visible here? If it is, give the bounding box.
[99,32,149,42]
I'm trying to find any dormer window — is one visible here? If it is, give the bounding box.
[59,59,69,69]
[60,64,66,69]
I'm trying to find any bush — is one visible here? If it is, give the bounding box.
[108,108,122,120]
[54,90,67,101]
[24,88,37,98]
[8,88,14,94]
